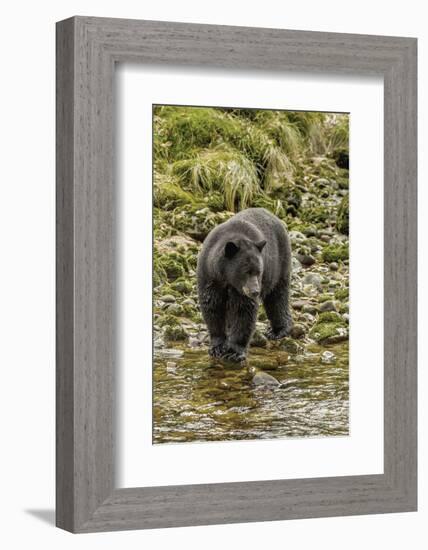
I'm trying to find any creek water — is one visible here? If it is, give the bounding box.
[153,343,349,444]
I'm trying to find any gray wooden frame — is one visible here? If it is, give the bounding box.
[56,16,417,533]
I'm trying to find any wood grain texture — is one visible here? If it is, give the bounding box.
[56,16,417,533]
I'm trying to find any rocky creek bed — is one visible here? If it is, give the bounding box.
[153,106,349,444]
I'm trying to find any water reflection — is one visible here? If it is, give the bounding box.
[153,343,349,444]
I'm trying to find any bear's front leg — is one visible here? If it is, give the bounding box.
[263,279,293,340]
[223,289,259,363]
[198,282,227,358]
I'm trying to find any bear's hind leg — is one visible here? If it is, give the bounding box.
[223,290,258,362]
[198,283,227,358]
[263,280,292,340]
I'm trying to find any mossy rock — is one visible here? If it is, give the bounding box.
[336,195,349,235]
[301,204,329,224]
[171,278,194,294]
[309,320,348,344]
[154,173,198,210]
[156,252,188,281]
[317,311,342,323]
[322,243,349,263]
[281,338,303,354]
[171,204,233,242]
[163,324,188,343]
[335,287,349,301]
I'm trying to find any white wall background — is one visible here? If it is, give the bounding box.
[0,1,424,548]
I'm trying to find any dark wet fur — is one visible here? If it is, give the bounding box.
[197,208,292,362]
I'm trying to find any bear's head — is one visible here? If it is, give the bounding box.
[223,238,266,299]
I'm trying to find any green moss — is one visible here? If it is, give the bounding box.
[281,338,303,354]
[251,195,287,219]
[171,204,233,242]
[309,320,348,345]
[154,172,197,210]
[155,251,190,282]
[336,195,349,235]
[335,287,349,301]
[318,293,334,303]
[301,205,329,224]
[163,324,188,343]
[317,311,342,323]
[322,243,349,263]
[171,278,193,294]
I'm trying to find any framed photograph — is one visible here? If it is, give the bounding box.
[56,16,417,532]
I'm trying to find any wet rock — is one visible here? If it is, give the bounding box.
[276,351,290,365]
[252,372,280,387]
[249,356,280,371]
[155,348,184,359]
[289,324,306,339]
[303,226,318,237]
[161,294,176,303]
[297,253,316,267]
[303,273,322,288]
[251,329,268,348]
[302,304,318,315]
[291,256,303,273]
[321,351,336,364]
[291,299,307,310]
[188,336,200,348]
[166,361,177,373]
[299,313,315,324]
[289,230,306,243]
[165,303,184,315]
[319,300,336,313]
[281,338,303,354]
[309,321,348,345]
[163,324,188,342]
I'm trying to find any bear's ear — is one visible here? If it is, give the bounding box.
[224,241,240,258]
[256,239,266,252]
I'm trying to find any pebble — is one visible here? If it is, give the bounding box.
[250,329,268,348]
[303,273,322,288]
[297,253,316,267]
[161,294,176,303]
[291,300,307,310]
[289,324,306,339]
[329,262,339,271]
[252,372,280,387]
[302,304,318,315]
[166,361,177,373]
[303,226,318,237]
[319,300,336,312]
[321,351,336,364]
[188,337,200,348]
[289,230,306,242]
[155,348,184,359]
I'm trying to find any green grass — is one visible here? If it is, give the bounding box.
[153,105,349,215]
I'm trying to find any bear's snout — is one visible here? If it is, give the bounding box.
[243,276,261,300]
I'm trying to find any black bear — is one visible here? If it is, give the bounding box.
[197,207,292,362]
